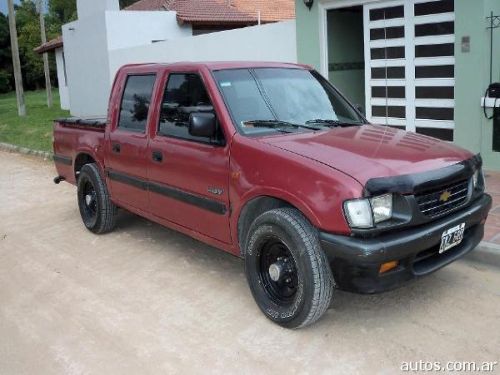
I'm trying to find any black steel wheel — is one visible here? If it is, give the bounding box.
[80,179,98,223]
[244,208,335,329]
[77,163,116,234]
[258,238,299,306]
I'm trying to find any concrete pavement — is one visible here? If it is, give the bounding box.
[1,151,499,375]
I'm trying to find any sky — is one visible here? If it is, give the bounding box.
[0,1,22,15]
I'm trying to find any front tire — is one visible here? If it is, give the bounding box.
[77,163,116,234]
[244,208,335,329]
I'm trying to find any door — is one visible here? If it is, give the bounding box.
[147,71,231,244]
[363,0,456,141]
[106,74,157,210]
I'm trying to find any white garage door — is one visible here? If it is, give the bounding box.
[363,0,455,141]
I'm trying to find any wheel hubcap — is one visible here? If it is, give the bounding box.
[268,262,282,282]
[259,239,299,306]
[81,180,97,220]
[85,194,94,206]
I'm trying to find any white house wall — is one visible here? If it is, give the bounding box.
[62,10,193,117]
[55,48,70,110]
[62,13,111,117]
[105,11,192,51]
[77,0,119,19]
[108,20,298,81]
[63,18,297,117]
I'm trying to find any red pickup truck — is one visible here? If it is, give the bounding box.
[53,62,492,328]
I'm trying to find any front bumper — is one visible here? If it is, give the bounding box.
[319,194,492,294]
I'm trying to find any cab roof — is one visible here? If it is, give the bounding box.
[120,61,311,72]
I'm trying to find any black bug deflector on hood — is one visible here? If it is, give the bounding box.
[364,154,482,196]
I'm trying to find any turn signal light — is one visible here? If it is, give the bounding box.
[379,260,399,274]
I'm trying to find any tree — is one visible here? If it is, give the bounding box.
[0,14,11,69]
[16,0,44,90]
[0,13,13,92]
[8,0,26,116]
[0,70,11,93]
[47,0,76,27]
[38,0,52,107]
[1,0,75,95]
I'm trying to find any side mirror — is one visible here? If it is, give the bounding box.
[189,112,216,138]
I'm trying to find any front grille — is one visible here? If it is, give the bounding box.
[415,179,470,217]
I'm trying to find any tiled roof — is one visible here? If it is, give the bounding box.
[229,0,295,22]
[125,0,295,24]
[34,36,63,54]
[172,0,257,24]
[125,0,167,11]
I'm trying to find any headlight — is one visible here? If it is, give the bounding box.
[344,199,373,228]
[344,194,393,229]
[473,169,485,190]
[371,194,393,223]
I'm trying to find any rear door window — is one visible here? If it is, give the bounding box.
[118,74,156,133]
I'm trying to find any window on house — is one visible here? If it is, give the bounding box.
[118,74,156,133]
[158,73,216,142]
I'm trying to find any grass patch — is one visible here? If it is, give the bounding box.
[0,90,70,152]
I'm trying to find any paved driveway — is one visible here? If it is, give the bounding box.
[0,151,499,375]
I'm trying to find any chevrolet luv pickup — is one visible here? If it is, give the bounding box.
[53,62,492,328]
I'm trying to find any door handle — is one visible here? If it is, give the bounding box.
[152,151,163,162]
[112,143,121,153]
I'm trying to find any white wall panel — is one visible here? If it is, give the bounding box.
[62,15,111,117]
[55,49,70,110]
[105,11,192,51]
[108,20,297,85]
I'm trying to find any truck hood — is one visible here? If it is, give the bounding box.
[259,125,473,186]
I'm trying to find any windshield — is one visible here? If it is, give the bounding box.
[213,68,364,135]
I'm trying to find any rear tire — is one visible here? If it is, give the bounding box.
[244,208,335,329]
[77,163,116,234]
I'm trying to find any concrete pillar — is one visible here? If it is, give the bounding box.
[77,0,119,20]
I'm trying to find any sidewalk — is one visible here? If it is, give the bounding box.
[484,170,500,246]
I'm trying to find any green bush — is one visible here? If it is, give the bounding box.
[0,70,11,94]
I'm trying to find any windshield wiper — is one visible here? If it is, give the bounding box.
[243,120,322,132]
[305,119,361,127]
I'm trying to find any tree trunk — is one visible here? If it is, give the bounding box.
[38,0,53,108]
[7,0,26,116]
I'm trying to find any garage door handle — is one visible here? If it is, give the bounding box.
[112,143,121,153]
[152,151,163,162]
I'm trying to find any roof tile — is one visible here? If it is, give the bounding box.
[34,36,63,54]
[125,0,167,11]
[126,0,295,24]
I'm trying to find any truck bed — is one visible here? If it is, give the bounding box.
[55,117,107,131]
[53,117,108,185]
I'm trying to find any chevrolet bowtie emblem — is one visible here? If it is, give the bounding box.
[439,190,452,202]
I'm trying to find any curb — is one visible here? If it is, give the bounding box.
[464,241,500,268]
[0,142,53,161]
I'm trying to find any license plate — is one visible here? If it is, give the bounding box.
[439,223,465,254]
